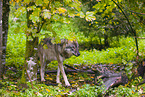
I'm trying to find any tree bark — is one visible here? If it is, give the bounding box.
[0,0,10,79]
[104,34,109,48]
[0,0,2,79]
[24,2,42,82]
[25,37,38,81]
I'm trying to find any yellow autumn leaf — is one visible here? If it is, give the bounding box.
[109,21,112,24]
[58,7,67,13]
[90,76,94,78]
[42,6,46,9]
[46,89,50,92]
[44,0,49,4]
[56,95,61,97]
[95,22,98,24]
[76,13,80,16]
[132,90,135,94]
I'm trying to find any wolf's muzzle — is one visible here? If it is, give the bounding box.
[77,52,80,56]
[74,52,80,57]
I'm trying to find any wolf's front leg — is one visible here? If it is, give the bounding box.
[58,62,70,86]
[56,66,61,84]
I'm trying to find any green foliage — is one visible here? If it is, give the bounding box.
[46,61,58,70]
[6,6,26,68]
[10,0,87,41]
[6,34,141,71]
[0,80,144,96]
[64,37,138,65]
[122,59,136,81]
[6,12,145,75]
[69,79,108,97]
[130,76,144,87]
[69,84,98,97]
[5,0,145,96]
[110,85,141,97]
[138,39,145,58]
[6,32,26,68]
[9,5,27,34]
[40,21,78,40]
[0,81,70,97]
[20,69,26,84]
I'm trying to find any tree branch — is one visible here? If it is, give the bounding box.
[24,63,34,89]
[111,0,139,62]
[130,10,145,15]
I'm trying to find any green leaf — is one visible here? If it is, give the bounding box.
[64,0,72,4]
[33,8,41,16]
[85,11,96,21]
[63,18,70,24]
[35,0,43,6]
[14,7,26,17]
[42,9,51,19]
[14,27,20,34]
[27,5,36,11]
[27,36,33,41]
[24,0,30,4]
[29,15,39,23]
[52,14,60,21]
[79,11,85,18]
[122,59,127,64]
[70,1,82,11]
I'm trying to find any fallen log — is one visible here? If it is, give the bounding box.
[37,69,95,74]
[38,64,128,91]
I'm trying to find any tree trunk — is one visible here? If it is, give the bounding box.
[0,0,9,79]
[0,0,2,79]
[24,2,40,82]
[25,37,38,81]
[104,34,109,48]
[99,35,103,50]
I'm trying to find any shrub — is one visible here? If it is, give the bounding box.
[64,37,145,66]
[6,33,26,68]
[69,84,106,97]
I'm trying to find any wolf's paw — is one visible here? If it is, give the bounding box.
[56,81,62,84]
[41,79,46,82]
[65,83,71,87]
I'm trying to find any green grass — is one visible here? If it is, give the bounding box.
[64,37,145,66]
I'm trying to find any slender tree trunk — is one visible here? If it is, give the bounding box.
[25,37,38,81]
[0,0,9,79]
[23,2,46,82]
[99,35,103,50]
[104,34,109,48]
[0,0,2,79]
[24,2,41,82]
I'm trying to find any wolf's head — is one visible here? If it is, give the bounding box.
[61,39,80,58]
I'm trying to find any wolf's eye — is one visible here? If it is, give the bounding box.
[65,46,75,51]
[66,46,71,49]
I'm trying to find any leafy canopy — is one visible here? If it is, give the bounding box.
[10,0,97,42]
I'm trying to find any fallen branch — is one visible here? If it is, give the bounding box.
[24,63,34,89]
[135,37,145,39]
[37,69,95,74]
[64,64,78,70]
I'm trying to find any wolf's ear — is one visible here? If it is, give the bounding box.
[60,39,67,50]
[61,39,68,44]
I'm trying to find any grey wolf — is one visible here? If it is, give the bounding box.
[38,38,80,86]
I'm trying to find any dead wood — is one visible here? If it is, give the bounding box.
[37,69,95,74]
